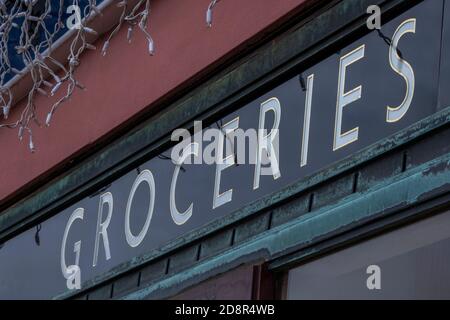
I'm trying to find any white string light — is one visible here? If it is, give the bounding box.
[0,0,222,152]
[102,0,154,56]
[206,0,221,28]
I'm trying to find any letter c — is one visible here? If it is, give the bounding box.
[170,143,199,225]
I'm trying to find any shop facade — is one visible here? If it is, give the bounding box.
[0,0,449,299]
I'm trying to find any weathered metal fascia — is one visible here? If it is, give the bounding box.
[0,0,402,239]
[55,116,450,300]
[117,153,450,300]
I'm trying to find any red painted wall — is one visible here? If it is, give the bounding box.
[0,0,310,204]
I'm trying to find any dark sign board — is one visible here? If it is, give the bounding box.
[0,0,446,299]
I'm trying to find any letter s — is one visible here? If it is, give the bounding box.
[387,19,416,123]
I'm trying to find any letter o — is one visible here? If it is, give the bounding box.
[125,170,155,248]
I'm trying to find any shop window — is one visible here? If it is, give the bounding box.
[287,210,450,299]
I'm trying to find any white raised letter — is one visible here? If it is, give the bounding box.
[387,19,416,122]
[334,45,365,151]
[92,192,113,267]
[213,117,239,209]
[301,74,314,167]
[125,170,155,248]
[61,208,84,289]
